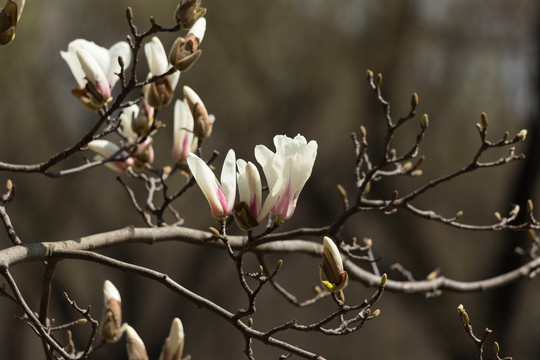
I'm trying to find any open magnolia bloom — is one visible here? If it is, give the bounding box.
[172,98,197,163]
[88,139,134,174]
[0,0,24,45]
[187,149,236,220]
[320,237,348,293]
[234,159,279,231]
[158,317,185,360]
[100,280,124,342]
[254,134,317,222]
[144,36,180,109]
[61,39,131,110]
[125,325,149,360]
[169,17,206,71]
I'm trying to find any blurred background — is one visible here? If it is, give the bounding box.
[0,0,539,359]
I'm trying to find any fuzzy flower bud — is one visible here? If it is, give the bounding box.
[126,325,149,360]
[158,317,185,360]
[320,237,348,293]
[100,280,123,342]
[175,0,206,29]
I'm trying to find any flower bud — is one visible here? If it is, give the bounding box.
[169,36,202,72]
[126,325,149,360]
[158,317,185,360]
[320,237,348,293]
[175,0,206,29]
[145,77,175,109]
[131,99,155,135]
[183,86,213,140]
[0,0,24,45]
[100,280,123,342]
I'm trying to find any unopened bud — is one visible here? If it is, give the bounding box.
[426,269,439,281]
[209,227,220,237]
[159,318,184,360]
[175,0,206,29]
[169,35,202,71]
[126,325,148,360]
[411,93,418,109]
[494,211,501,221]
[375,73,382,87]
[126,7,134,22]
[527,199,533,214]
[6,179,13,192]
[456,210,463,218]
[516,129,527,141]
[145,77,174,109]
[457,304,469,325]
[411,169,423,176]
[363,238,372,247]
[493,341,500,354]
[100,280,123,342]
[320,237,348,293]
[372,309,381,317]
[480,112,488,129]
[276,259,283,270]
[510,205,520,217]
[118,55,125,69]
[366,69,373,80]
[163,166,172,175]
[359,125,367,138]
[379,273,387,287]
[402,162,412,172]
[421,114,429,128]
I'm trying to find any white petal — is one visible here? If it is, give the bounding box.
[220,149,236,212]
[76,48,110,98]
[107,41,131,88]
[323,236,343,271]
[187,153,223,215]
[188,17,206,43]
[144,37,168,75]
[88,140,121,158]
[60,50,86,87]
[172,100,194,161]
[13,0,25,21]
[119,104,140,141]
[183,85,203,106]
[103,280,121,304]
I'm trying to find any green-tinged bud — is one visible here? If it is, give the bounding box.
[379,273,387,287]
[411,93,419,109]
[233,201,259,231]
[275,216,285,226]
[209,227,220,237]
[320,237,348,293]
[456,210,463,218]
[493,341,500,354]
[118,55,125,69]
[276,259,283,270]
[372,309,381,317]
[126,325,149,360]
[175,0,206,29]
[100,280,123,342]
[258,265,263,274]
[503,131,509,142]
[366,69,373,80]
[0,0,24,46]
[516,129,527,141]
[494,211,502,221]
[426,269,439,281]
[457,304,470,325]
[375,73,382,87]
[421,114,429,129]
[126,7,134,22]
[527,199,533,213]
[6,179,12,192]
[480,112,488,129]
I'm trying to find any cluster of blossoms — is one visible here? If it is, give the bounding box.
[101,280,186,360]
[59,2,208,174]
[187,134,318,228]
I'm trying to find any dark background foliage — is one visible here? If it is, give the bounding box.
[0,0,538,359]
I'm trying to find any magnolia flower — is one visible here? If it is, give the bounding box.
[125,325,149,360]
[0,0,24,45]
[144,37,180,108]
[158,317,185,360]
[88,139,134,173]
[100,280,123,342]
[61,39,131,110]
[254,134,317,222]
[187,149,236,220]
[175,0,206,29]
[172,99,196,163]
[234,159,279,230]
[169,17,206,71]
[320,237,348,293]
[183,85,214,140]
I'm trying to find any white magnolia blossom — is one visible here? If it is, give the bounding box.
[172,99,196,162]
[61,39,131,102]
[158,317,185,360]
[236,159,279,227]
[187,149,236,220]
[254,134,317,221]
[144,36,180,88]
[320,236,348,293]
[88,139,134,173]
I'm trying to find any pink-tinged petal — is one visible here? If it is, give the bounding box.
[187,153,225,218]
[76,48,111,100]
[220,149,236,213]
[172,99,194,161]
